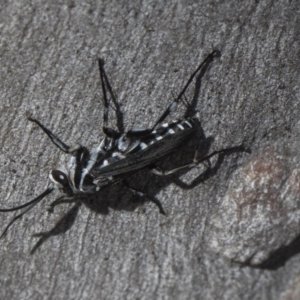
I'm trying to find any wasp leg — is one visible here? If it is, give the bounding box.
[149,150,201,176]
[28,117,83,154]
[150,146,244,176]
[101,60,125,134]
[152,50,220,130]
[122,179,166,215]
[127,50,220,138]
[98,59,121,139]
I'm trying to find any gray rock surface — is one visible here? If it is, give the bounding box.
[0,0,300,299]
[206,146,300,266]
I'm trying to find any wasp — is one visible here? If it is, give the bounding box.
[0,50,241,237]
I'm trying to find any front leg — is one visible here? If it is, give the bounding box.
[28,117,82,154]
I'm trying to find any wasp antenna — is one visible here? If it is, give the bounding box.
[0,186,54,238]
[0,185,54,212]
[1,205,32,238]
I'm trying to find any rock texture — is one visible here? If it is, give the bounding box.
[0,1,300,299]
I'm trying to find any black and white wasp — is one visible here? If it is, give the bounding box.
[0,50,240,237]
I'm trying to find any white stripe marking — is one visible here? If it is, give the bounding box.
[140,142,147,149]
[112,152,124,158]
[185,120,192,127]
[177,124,184,130]
[168,129,175,134]
[155,135,163,140]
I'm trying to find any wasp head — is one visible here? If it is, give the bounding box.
[49,168,74,196]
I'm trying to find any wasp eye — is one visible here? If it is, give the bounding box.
[50,170,69,186]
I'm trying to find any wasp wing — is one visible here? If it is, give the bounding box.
[91,125,195,180]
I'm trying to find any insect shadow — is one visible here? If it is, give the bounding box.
[232,232,300,271]
[0,51,248,254]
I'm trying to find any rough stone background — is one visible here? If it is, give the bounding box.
[0,0,300,299]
